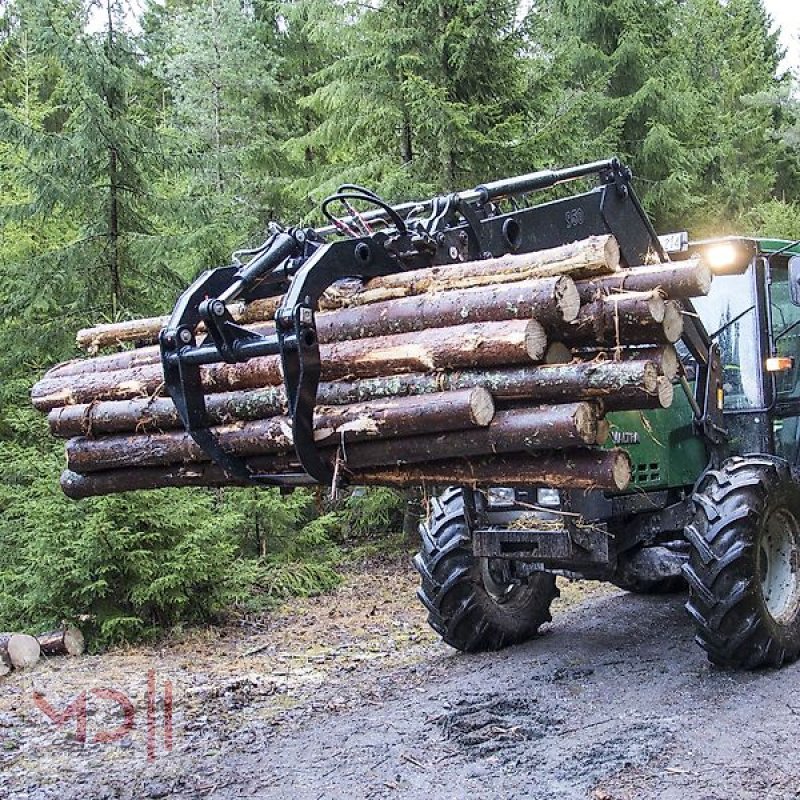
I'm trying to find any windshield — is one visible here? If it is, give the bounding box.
[692,265,763,410]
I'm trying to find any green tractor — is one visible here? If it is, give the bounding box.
[415,235,800,669]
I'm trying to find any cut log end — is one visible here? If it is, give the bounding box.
[469,387,496,427]
[38,626,85,657]
[642,361,659,394]
[657,376,675,408]
[573,402,599,444]
[524,319,548,361]
[0,633,41,669]
[556,277,581,322]
[544,342,572,365]
[662,302,684,343]
[595,418,610,445]
[611,451,632,490]
[605,236,621,272]
[659,344,680,381]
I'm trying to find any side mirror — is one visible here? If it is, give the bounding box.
[789,255,800,305]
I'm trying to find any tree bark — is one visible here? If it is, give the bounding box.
[575,257,711,303]
[54,276,574,380]
[37,627,85,657]
[339,404,602,470]
[32,319,546,411]
[565,292,682,347]
[605,376,674,411]
[60,448,632,498]
[349,450,632,490]
[73,235,617,352]
[65,388,496,473]
[0,633,41,669]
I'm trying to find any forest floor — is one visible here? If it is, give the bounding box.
[3,555,800,800]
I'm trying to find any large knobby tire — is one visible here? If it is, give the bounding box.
[413,487,559,652]
[684,456,800,669]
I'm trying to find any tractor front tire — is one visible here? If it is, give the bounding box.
[684,456,800,669]
[413,488,558,652]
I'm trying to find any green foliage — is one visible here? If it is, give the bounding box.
[339,487,406,540]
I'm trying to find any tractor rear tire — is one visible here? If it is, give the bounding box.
[413,487,559,652]
[684,456,800,669]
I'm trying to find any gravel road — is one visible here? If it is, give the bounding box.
[4,562,800,800]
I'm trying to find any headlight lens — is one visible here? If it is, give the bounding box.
[536,488,560,507]
[487,487,515,507]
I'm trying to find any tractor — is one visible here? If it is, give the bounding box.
[415,232,800,669]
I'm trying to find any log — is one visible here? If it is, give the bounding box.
[49,360,655,438]
[74,236,618,352]
[32,319,546,411]
[75,297,283,354]
[565,292,681,347]
[319,234,620,307]
[37,626,85,657]
[49,386,288,438]
[0,633,41,669]
[60,448,633,498]
[350,450,632,491]
[605,376,674,411]
[316,274,578,339]
[319,360,660,407]
[575,257,712,303]
[65,388,496,473]
[49,276,574,380]
[574,345,679,382]
[339,404,602,469]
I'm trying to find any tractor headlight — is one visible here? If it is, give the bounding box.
[486,487,515,508]
[536,488,561,507]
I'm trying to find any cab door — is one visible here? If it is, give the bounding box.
[769,258,800,463]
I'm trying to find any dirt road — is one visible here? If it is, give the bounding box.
[4,560,800,799]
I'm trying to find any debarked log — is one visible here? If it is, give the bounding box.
[32,319,546,411]
[64,388,496,473]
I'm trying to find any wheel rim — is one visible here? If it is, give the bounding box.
[480,558,522,605]
[759,507,800,623]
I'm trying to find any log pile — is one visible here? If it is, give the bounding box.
[0,626,85,676]
[31,235,713,499]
